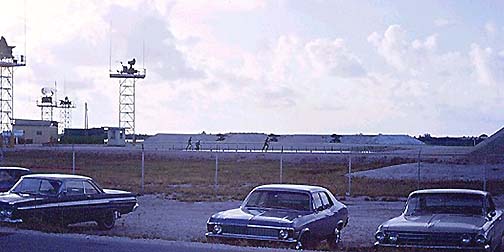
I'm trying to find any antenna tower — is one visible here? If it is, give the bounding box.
[110,58,146,143]
[0,36,26,145]
[36,84,57,121]
[58,96,75,133]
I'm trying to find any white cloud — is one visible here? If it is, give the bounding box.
[305,38,366,78]
[469,43,504,87]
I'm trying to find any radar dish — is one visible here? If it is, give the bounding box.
[41,87,55,96]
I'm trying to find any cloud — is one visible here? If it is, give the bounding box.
[469,43,504,86]
[305,38,366,78]
[484,21,497,37]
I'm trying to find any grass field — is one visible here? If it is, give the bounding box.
[3,149,503,201]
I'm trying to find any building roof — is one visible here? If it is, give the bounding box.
[410,189,487,197]
[14,119,58,127]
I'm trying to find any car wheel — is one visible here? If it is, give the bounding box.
[296,232,318,250]
[97,210,117,230]
[327,229,341,250]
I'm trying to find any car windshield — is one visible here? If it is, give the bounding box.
[404,193,484,216]
[11,178,62,196]
[244,190,311,211]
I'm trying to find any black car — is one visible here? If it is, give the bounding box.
[206,184,348,250]
[374,189,504,252]
[0,167,31,192]
[0,174,138,230]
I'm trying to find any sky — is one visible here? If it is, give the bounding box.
[1,0,503,136]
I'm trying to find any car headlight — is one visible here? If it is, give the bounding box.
[375,231,385,242]
[212,224,222,234]
[0,209,12,218]
[388,232,398,243]
[278,229,289,240]
[460,234,471,245]
[475,234,487,245]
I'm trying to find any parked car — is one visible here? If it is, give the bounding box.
[206,184,348,250]
[0,167,31,192]
[0,174,138,229]
[374,189,504,252]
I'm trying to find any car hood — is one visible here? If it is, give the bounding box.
[0,192,45,205]
[382,214,487,233]
[211,207,308,227]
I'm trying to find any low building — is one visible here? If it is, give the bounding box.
[60,128,107,144]
[13,119,58,144]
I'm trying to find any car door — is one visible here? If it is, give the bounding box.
[318,191,338,233]
[82,180,104,221]
[307,192,331,238]
[486,195,504,249]
[59,179,88,224]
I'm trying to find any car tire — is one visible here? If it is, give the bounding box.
[296,232,317,250]
[327,229,341,250]
[97,210,117,230]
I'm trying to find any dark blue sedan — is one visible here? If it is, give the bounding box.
[0,167,30,192]
[206,184,348,250]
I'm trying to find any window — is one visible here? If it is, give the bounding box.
[319,192,334,208]
[39,179,61,195]
[36,131,43,136]
[64,180,84,195]
[312,192,323,211]
[245,190,311,211]
[84,181,99,195]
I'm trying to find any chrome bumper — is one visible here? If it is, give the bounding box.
[206,232,297,243]
[0,217,22,224]
[374,242,491,251]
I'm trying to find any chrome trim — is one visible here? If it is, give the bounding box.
[246,224,294,230]
[206,232,298,243]
[17,197,137,210]
[375,242,491,251]
[132,203,139,212]
[0,217,22,223]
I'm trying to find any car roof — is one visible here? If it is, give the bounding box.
[21,173,92,180]
[253,184,328,193]
[0,167,30,172]
[410,189,488,197]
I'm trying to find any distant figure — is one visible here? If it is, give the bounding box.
[195,140,201,151]
[186,137,193,150]
[262,137,270,152]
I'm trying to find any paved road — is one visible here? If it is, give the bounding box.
[0,228,284,252]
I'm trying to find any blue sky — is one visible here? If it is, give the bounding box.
[1,0,503,136]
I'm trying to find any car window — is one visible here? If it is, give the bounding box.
[65,180,85,196]
[84,181,99,195]
[245,190,311,211]
[312,192,323,210]
[319,192,333,208]
[12,178,40,194]
[487,196,496,213]
[39,179,61,195]
[0,170,14,182]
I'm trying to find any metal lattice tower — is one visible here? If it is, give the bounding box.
[0,36,25,144]
[110,58,146,143]
[59,96,75,133]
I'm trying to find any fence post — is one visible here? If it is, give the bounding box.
[214,153,219,192]
[417,149,422,189]
[141,144,145,194]
[346,154,352,196]
[280,153,283,183]
[483,157,487,191]
[72,144,75,175]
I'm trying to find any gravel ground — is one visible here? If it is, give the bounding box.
[351,162,504,181]
[67,195,405,249]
